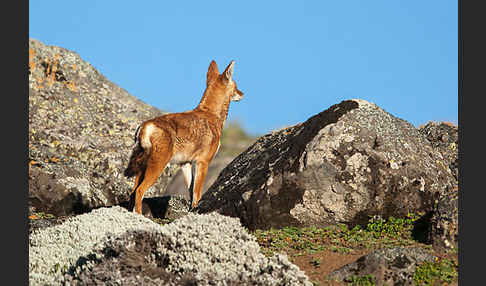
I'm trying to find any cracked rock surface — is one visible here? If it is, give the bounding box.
[30,206,311,286]
[419,122,458,250]
[196,99,456,231]
[29,39,179,216]
[328,247,436,286]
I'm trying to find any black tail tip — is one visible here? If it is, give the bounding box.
[123,168,135,178]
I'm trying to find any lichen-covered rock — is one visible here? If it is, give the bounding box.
[429,188,459,250]
[328,247,436,286]
[29,206,161,285]
[418,121,458,251]
[136,195,191,220]
[419,121,458,181]
[28,38,180,216]
[195,99,456,230]
[29,206,311,286]
[65,213,312,286]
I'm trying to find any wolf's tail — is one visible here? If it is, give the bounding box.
[123,125,150,178]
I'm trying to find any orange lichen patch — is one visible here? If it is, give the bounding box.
[29,50,79,91]
[34,54,80,91]
[29,48,36,72]
[49,157,60,163]
[29,214,38,220]
[440,121,458,128]
[65,81,78,92]
[419,120,458,129]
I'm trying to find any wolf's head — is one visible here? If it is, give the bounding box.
[206,60,243,102]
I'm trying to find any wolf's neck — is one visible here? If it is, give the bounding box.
[195,86,231,128]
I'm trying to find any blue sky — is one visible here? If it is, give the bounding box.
[29,1,457,135]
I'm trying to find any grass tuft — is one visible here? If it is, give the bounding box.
[253,213,429,259]
[413,258,458,285]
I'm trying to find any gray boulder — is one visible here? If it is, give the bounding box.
[328,247,436,285]
[419,122,458,250]
[29,206,161,285]
[195,99,456,230]
[419,121,458,181]
[429,188,458,250]
[28,39,179,216]
[29,206,311,285]
[65,212,312,285]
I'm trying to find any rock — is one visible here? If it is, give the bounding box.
[29,206,311,286]
[419,121,458,181]
[29,206,161,285]
[418,122,458,251]
[65,215,312,285]
[195,99,456,231]
[328,247,436,286]
[428,188,459,250]
[28,38,180,216]
[128,195,191,220]
[29,215,70,235]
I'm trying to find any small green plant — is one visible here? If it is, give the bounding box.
[29,211,55,220]
[254,226,329,257]
[365,213,420,240]
[346,274,376,286]
[310,258,321,267]
[413,258,458,285]
[253,213,426,260]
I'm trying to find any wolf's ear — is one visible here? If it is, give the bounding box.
[223,60,235,81]
[207,60,219,86]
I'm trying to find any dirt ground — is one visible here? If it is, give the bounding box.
[288,249,369,285]
[289,248,458,286]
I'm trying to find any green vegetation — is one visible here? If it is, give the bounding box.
[254,226,328,257]
[253,213,458,285]
[365,212,421,240]
[310,258,321,267]
[345,274,376,286]
[413,258,458,285]
[29,211,55,220]
[253,213,426,258]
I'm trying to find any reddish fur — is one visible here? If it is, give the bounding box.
[125,60,243,213]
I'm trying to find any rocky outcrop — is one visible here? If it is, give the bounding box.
[328,247,436,285]
[428,188,458,250]
[30,206,311,286]
[419,121,458,181]
[28,39,180,216]
[419,122,459,250]
[195,99,456,231]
